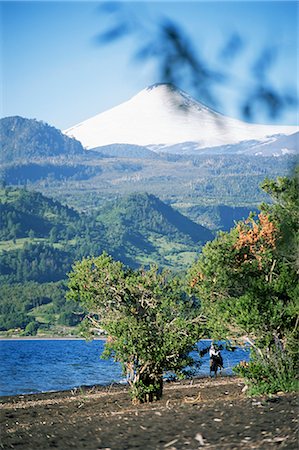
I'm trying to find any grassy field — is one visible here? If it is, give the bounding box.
[0,238,50,252]
[0,237,71,253]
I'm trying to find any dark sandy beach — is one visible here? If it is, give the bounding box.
[1,377,298,449]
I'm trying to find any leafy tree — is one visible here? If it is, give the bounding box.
[24,321,39,336]
[67,252,204,403]
[260,172,299,270]
[188,171,298,394]
[28,229,35,240]
[0,310,30,331]
[49,226,58,243]
[58,307,83,326]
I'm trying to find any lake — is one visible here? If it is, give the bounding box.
[0,339,250,397]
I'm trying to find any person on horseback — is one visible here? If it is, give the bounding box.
[209,343,223,377]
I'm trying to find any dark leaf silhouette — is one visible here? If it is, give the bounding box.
[94,4,297,122]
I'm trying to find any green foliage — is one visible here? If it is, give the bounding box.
[0,310,31,331]
[0,241,73,283]
[99,192,213,243]
[234,345,298,395]
[0,187,212,333]
[189,171,299,394]
[0,187,211,277]
[96,192,213,269]
[24,321,39,336]
[0,187,79,240]
[67,253,204,403]
[260,169,299,269]
[178,204,259,231]
[58,309,83,327]
[0,281,84,332]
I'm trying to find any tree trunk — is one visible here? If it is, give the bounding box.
[131,367,163,404]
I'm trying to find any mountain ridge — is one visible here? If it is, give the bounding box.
[64,84,298,153]
[0,116,84,163]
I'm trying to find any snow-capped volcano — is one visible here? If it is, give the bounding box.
[64,84,298,152]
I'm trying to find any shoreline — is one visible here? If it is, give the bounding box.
[0,335,211,341]
[1,377,298,449]
[0,376,236,402]
[0,335,107,341]
[0,374,236,400]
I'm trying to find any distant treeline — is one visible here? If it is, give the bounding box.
[0,163,102,184]
[0,281,84,333]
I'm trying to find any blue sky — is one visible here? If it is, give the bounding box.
[1,1,298,129]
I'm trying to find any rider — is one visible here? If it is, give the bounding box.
[209,343,223,376]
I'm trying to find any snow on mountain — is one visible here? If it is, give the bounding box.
[164,132,299,156]
[64,84,298,153]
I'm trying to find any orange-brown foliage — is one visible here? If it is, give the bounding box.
[190,272,204,288]
[234,213,277,268]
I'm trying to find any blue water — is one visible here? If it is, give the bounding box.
[0,339,249,397]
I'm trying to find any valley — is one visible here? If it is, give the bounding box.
[0,187,213,336]
[0,84,297,337]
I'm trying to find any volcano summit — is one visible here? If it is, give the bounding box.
[64,84,298,155]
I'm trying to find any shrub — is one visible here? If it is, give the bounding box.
[67,252,204,403]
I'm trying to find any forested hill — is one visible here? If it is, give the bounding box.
[0,116,84,163]
[0,187,214,334]
[0,187,213,283]
[98,192,213,245]
[0,188,79,241]
[92,143,159,159]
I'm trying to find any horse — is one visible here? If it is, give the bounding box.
[210,353,224,378]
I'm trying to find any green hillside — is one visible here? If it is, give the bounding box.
[0,188,213,275]
[0,116,84,162]
[0,187,79,240]
[97,192,213,267]
[99,193,213,242]
[176,204,259,231]
[0,281,85,337]
[0,188,213,335]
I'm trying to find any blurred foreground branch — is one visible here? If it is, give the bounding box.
[95,2,297,122]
